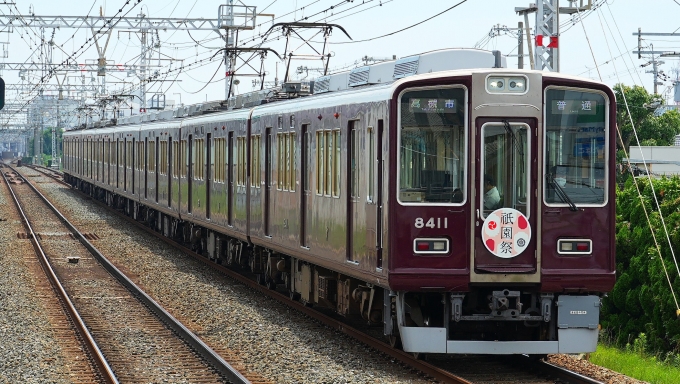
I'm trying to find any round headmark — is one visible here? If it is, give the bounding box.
[482,208,531,258]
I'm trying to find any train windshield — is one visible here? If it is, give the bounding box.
[544,89,607,206]
[481,122,530,217]
[398,87,466,204]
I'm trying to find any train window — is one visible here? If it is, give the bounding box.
[350,124,359,198]
[192,139,198,179]
[304,129,311,192]
[544,88,607,206]
[148,139,156,173]
[201,139,205,180]
[481,122,530,218]
[200,139,205,180]
[160,141,167,175]
[126,141,132,169]
[138,141,145,172]
[236,137,246,186]
[316,131,324,194]
[172,141,179,178]
[251,135,261,188]
[289,133,296,192]
[325,131,332,196]
[367,127,375,203]
[277,134,284,189]
[180,140,187,178]
[220,138,226,182]
[314,130,340,196]
[241,137,247,185]
[284,134,290,190]
[334,130,340,197]
[214,139,220,182]
[213,138,222,182]
[276,133,295,191]
[398,87,466,205]
[193,139,204,180]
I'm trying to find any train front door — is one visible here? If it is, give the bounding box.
[472,118,538,281]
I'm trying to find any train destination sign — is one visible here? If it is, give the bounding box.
[550,99,598,115]
[409,98,457,114]
[481,208,532,258]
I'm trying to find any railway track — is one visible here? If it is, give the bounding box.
[3,164,249,384]
[26,165,604,384]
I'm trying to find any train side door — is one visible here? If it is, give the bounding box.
[206,132,212,219]
[264,127,272,236]
[188,134,193,214]
[473,118,538,279]
[155,137,159,203]
[347,122,358,262]
[144,137,149,199]
[168,137,173,207]
[228,132,234,226]
[300,124,310,247]
[375,120,384,268]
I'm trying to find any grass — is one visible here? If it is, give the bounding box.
[590,344,680,384]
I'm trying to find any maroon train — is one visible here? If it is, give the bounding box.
[63,48,616,355]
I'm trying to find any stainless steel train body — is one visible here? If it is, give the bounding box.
[63,49,616,355]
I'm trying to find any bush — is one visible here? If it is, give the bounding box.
[604,175,680,354]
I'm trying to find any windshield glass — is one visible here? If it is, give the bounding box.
[482,123,529,217]
[545,89,607,205]
[398,87,466,204]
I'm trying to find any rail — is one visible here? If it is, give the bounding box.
[0,166,118,384]
[10,164,251,384]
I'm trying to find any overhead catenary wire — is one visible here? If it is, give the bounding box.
[574,3,602,80]
[329,0,468,45]
[3,0,145,121]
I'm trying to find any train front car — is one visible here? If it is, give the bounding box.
[389,70,616,354]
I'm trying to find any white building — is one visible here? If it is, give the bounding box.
[627,145,680,176]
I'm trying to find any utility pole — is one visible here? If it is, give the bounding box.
[518,22,524,69]
[140,12,148,113]
[633,29,680,94]
[218,1,258,99]
[515,0,592,71]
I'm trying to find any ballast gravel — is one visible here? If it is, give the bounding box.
[0,175,71,384]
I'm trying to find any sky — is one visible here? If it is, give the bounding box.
[2,0,680,119]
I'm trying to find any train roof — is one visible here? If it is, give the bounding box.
[63,48,611,136]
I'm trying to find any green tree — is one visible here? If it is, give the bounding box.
[40,127,64,157]
[604,175,680,353]
[614,84,680,150]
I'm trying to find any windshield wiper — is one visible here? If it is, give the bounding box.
[547,173,578,211]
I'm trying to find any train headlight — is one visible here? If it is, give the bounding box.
[486,75,528,94]
[487,77,505,92]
